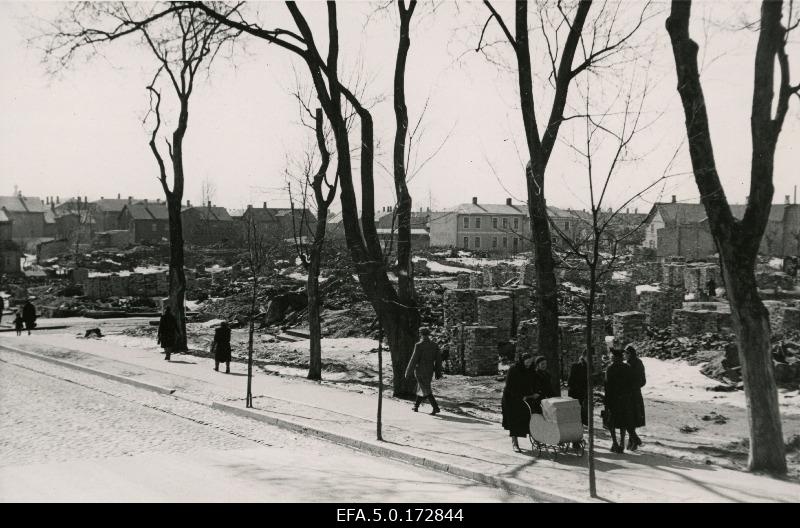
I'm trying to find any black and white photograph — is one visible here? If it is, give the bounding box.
[0,0,798,505]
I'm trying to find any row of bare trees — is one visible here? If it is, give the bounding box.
[41,1,797,481]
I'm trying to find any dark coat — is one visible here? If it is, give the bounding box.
[627,356,646,428]
[604,361,636,430]
[405,339,442,397]
[568,360,589,425]
[213,325,232,362]
[157,312,179,349]
[502,361,536,437]
[22,302,36,324]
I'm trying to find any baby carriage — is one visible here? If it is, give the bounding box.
[525,397,586,458]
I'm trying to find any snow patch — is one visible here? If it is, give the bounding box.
[636,284,660,294]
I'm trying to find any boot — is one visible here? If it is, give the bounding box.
[512,438,522,453]
[428,395,441,415]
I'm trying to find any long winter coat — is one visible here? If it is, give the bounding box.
[213,325,232,363]
[157,312,179,349]
[568,360,589,425]
[405,339,442,397]
[22,302,36,326]
[604,361,636,430]
[502,361,536,437]
[627,356,646,428]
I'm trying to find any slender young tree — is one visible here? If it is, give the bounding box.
[478,0,649,393]
[666,0,798,474]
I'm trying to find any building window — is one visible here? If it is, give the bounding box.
[650,224,654,233]
[492,237,498,248]
[502,237,508,248]
[151,224,157,232]
[513,237,519,251]
[564,221,570,230]
[463,217,469,229]
[474,237,481,248]
[492,217,498,229]
[463,236,469,248]
[513,218,519,230]
[649,240,655,249]
[502,218,508,229]
[475,217,481,229]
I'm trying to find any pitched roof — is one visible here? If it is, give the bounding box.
[375,211,430,229]
[650,202,797,226]
[0,195,47,213]
[93,199,141,212]
[244,207,317,223]
[0,210,10,223]
[123,202,170,221]
[182,206,233,222]
[43,210,56,224]
[448,202,528,215]
[228,208,246,219]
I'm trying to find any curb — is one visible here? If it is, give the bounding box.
[0,344,176,396]
[212,402,584,503]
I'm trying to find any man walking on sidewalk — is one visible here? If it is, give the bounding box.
[22,299,37,335]
[157,306,180,361]
[405,327,443,415]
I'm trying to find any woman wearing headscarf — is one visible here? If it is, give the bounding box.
[157,306,179,361]
[502,353,536,452]
[213,321,232,374]
[625,345,646,450]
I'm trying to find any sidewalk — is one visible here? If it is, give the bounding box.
[2,330,799,503]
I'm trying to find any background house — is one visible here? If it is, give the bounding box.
[0,210,12,240]
[92,195,142,231]
[375,206,431,251]
[0,239,22,274]
[241,203,317,243]
[429,197,529,253]
[0,194,47,242]
[182,203,240,245]
[119,200,170,243]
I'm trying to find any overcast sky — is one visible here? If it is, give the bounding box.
[0,1,797,214]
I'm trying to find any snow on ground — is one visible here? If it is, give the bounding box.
[282,337,377,355]
[642,357,800,414]
[425,261,480,275]
[613,270,631,281]
[636,284,660,294]
[444,256,528,268]
[769,257,784,270]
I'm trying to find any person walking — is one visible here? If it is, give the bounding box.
[14,310,24,336]
[212,321,232,373]
[404,327,443,416]
[706,277,717,299]
[625,345,646,451]
[22,299,36,335]
[502,353,536,452]
[604,348,636,453]
[568,352,589,450]
[157,306,180,361]
[0,295,5,326]
[528,356,558,413]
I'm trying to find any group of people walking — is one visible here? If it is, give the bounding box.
[156,306,231,372]
[501,344,647,455]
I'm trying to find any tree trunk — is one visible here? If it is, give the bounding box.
[166,195,187,351]
[585,266,597,497]
[382,303,418,397]
[526,164,561,392]
[247,275,256,408]
[307,239,323,381]
[722,254,786,473]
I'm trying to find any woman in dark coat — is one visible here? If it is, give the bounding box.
[625,345,646,450]
[502,353,535,452]
[568,351,589,426]
[405,327,442,415]
[530,356,558,413]
[157,306,179,361]
[22,300,37,335]
[213,321,232,373]
[604,348,636,453]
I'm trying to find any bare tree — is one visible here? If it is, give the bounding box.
[666,0,799,474]
[193,1,424,397]
[41,3,241,351]
[478,0,651,393]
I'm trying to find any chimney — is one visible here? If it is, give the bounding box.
[472,197,478,205]
[634,208,638,214]
[247,204,252,210]
[208,200,212,208]
[56,196,60,204]
[427,207,430,212]
[786,195,791,205]
[144,199,148,204]
[117,193,121,200]
[18,190,22,197]
[671,195,676,203]
[187,199,191,207]
[263,201,267,209]
[128,196,132,203]
[100,196,104,200]
[506,198,512,206]
[84,196,87,204]
[626,208,630,214]
[46,196,49,205]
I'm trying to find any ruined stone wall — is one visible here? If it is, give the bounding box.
[612,311,646,345]
[517,317,605,380]
[638,287,684,328]
[477,295,513,342]
[603,281,638,314]
[449,325,498,376]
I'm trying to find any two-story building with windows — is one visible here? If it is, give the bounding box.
[429,197,529,253]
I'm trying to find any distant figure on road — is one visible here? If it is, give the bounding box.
[707,277,717,299]
[604,348,636,454]
[0,295,5,325]
[502,353,536,452]
[14,311,24,336]
[22,299,37,335]
[405,327,442,415]
[568,351,589,427]
[625,345,646,451]
[213,321,232,374]
[157,306,179,361]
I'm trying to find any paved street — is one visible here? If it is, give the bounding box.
[0,355,525,502]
